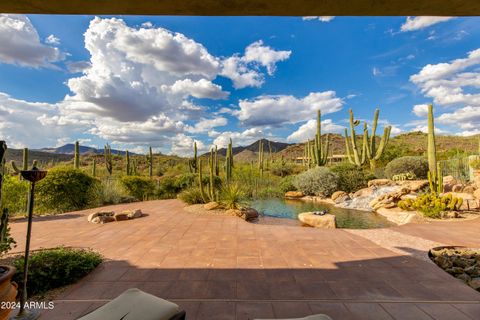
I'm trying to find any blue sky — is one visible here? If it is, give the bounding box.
[0,15,479,155]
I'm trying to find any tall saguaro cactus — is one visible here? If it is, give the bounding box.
[208,148,216,201]
[225,138,233,182]
[11,147,29,175]
[104,144,113,176]
[427,104,443,194]
[189,142,198,173]
[92,158,97,177]
[214,145,219,176]
[364,108,392,171]
[258,140,264,176]
[146,146,153,177]
[74,141,80,169]
[125,150,131,175]
[311,110,330,166]
[344,108,391,170]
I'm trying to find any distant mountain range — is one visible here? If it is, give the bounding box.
[216,139,291,156]
[38,144,130,155]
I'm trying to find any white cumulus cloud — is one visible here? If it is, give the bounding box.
[401,16,454,32]
[287,119,343,142]
[302,16,335,22]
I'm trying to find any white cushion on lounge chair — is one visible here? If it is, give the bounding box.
[77,288,180,320]
[255,315,333,320]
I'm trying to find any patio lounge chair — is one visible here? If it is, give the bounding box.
[255,315,332,320]
[77,288,186,320]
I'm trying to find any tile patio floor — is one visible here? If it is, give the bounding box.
[8,199,480,320]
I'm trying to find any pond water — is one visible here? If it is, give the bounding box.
[250,198,393,229]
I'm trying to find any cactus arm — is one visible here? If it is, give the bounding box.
[373,126,392,161]
[344,128,356,165]
[370,108,379,154]
[198,159,207,202]
[22,148,28,171]
[348,109,363,166]
[11,160,20,173]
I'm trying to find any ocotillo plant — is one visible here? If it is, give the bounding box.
[189,142,198,173]
[11,147,29,175]
[125,150,131,175]
[427,104,443,194]
[104,144,113,176]
[311,110,330,166]
[74,141,80,169]
[146,146,153,177]
[364,108,392,171]
[92,158,97,177]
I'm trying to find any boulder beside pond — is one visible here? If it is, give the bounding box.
[331,191,350,204]
[285,191,304,199]
[204,201,221,210]
[298,212,336,229]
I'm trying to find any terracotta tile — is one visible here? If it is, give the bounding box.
[416,303,473,320]
[236,302,275,320]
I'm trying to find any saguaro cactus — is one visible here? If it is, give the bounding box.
[104,144,113,176]
[92,158,97,177]
[214,145,219,176]
[198,159,207,202]
[311,110,330,166]
[11,147,29,175]
[125,150,131,175]
[427,104,442,194]
[189,142,198,173]
[345,108,391,169]
[258,140,264,176]
[225,139,234,182]
[146,146,153,177]
[209,148,215,201]
[74,141,80,169]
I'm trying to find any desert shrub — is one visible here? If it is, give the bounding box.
[36,167,100,213]
[200,175,222,190]
[270,161,294,177]
[120,176,156,200]
[156,176,180,198]
[220,183,246,209]
[384,156,429,180]
[470,158,480,170]
[279,176,297,193]
[256,186,284,199]
[178,187,205,205]
[0,209,16,256]
[13,247,102,297]
[331,163,368,193]
[2,175,29,215]
[95,178,131,205]
[293,167,338,197]
[174,173,196,190]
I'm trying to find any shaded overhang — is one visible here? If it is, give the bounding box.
[1,0,479,16]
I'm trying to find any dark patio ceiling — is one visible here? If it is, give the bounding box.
[1,0,479,16]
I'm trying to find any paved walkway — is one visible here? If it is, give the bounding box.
[8,200,480,319]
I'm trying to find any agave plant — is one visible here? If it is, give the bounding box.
[220,183,246,209]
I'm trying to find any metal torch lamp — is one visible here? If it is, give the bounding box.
[12,167,47,320]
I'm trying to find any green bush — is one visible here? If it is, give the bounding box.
[2,175,29,215]
[178,187,205,205]
[174,173,196,190]
[36,167,100,213]
[279,176,297,193]
[95,178,129,205]
[384,156,429,180]
[13,247,102,297]
[293,167,338,197]
[120,176,156,200]
[270,161,293,177]
[331,163,368,193]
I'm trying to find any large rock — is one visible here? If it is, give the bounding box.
[452,184,464,193]
[463,185,476,194]
[114,212,129,221]
[285,191,304,199]
[352,187,374,198]
[331,191,350,204]
[124,209,143,219]
[240,207,259,221]
[368,179,394,188]
[474,189,480,200]
[91,215,115,224]
[369,188,409,211]
[443,176,458,192]
[88,211,114,223]
[397,180,429,193]
[298,212,336,229]
[204,201,220,210]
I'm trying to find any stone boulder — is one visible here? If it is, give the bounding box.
[352,187,374,198]
[91,215,115,224]
[88,211,114,223]
[114,212,129,221]
[452,184,464,193]
[204,201,220,210]
[298,212,336,229]
[128,209,143,219]
[474,189,480,200]
[397,180,429,193]
[369,188,409,211]
[239,207,259,221]
[463,185,476,194]
[331,191,350,204]
[368,179,394,188]
[285,191,304,199]
[442,176,458,192]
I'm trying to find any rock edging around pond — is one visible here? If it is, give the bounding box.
[298,212,336,229]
